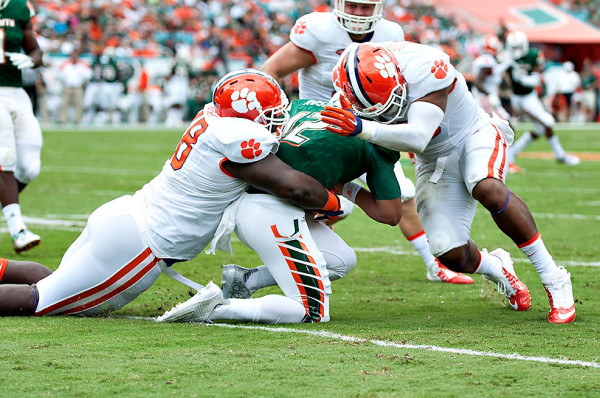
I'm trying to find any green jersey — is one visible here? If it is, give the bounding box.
[0,0,35,87]
[507,48,543,96]
[277,99,401,200]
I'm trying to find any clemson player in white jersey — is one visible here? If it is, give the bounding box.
[261,0,472,285]
[471,35,511,121]
[320,42,576,324]
[0,69,342,317]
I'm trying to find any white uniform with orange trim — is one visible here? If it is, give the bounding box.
[471,53,511,120]
[385,41,510,256]
[289,12,415,202]
[35,106,279,316]
[290,12,404,102]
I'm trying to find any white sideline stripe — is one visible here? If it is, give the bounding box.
[121,316,600,368]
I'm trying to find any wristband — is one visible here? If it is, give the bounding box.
[342,181,362,203]
[321,190,341,212]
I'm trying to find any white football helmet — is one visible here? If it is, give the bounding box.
[333,0,384,34]
[505,31,529,60]
[212,69,290,140]
[0,0,10,10]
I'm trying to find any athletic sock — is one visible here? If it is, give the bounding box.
[507,131,533,163]
[2,203,27,236]
[518,233,557,282]
[474,249,503,282]
[548,135,567,159]
[407,231,437,269]
[245,265,276,292]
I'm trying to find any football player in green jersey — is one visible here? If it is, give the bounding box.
[158,99,404,324]
[504,30,580,170]
[0,0,44,253]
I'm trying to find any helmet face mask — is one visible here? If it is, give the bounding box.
[212,69,290,140]
[505,31,529,59]
[333,43,408,124]
[333,0,384,34]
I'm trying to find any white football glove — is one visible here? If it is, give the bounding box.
[6,52,34,69]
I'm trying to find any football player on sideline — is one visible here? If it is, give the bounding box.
[320,42,575,323]
[504,31,580,168]
[158,98,403,324]
[0,0,44,253]
[260,0,473,285]
[0,69,341,318]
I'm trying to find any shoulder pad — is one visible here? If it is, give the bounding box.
[290,12,336,50]
[212,118,279,164]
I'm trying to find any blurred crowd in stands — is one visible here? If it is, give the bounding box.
[26,0,600,126]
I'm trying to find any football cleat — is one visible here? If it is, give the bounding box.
[12,229,41,254]
[222,264,256,299]
[156,281,224,323]
[427,260,474,284]
[487,248,531,311]
[508,163,522,174]
[557,153,580,166]
[543,267,575,324]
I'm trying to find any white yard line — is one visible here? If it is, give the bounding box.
[123,317,599,369]
[211,323,600,369]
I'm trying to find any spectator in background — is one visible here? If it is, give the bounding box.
[556,61,581,122]
[57,50,92,124]
[580,58,598,122]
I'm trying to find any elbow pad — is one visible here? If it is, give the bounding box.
[358,101,444,153]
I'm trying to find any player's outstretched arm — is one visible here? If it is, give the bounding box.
[223,154,339,212]
[261,42,315,82]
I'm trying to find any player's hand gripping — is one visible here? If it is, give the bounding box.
[321,105,363,137]
[6,52,34,70]
[314,190,343,221]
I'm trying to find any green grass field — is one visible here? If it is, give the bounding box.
[1,124,599,397]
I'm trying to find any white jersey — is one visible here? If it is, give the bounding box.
[133,106,279,260]
[291,12,404,101]
[385,41,490,162]
[471,53,503,96]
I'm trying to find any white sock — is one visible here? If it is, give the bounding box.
[508,131,533,163]
[548,135,566,159]
[408,231,437,268]
[245,265,276,292]
[2,203,27,236]
[474,250,503,283]
[518,233,557,282]
[210,295,306,324]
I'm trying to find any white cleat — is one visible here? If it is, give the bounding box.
[543,267,576,324]
[557,153,580,166]
[221,264,255,299]
[486,249,531,311]
[156,281,224,323]
[426,260,474,284]
[12,229,41,253]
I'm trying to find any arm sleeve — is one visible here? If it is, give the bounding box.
[357,101,445,153]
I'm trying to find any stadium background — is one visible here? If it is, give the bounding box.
[29,0,600,126]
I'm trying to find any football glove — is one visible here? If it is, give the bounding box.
[6,52,34,70]
[320,105,363,137]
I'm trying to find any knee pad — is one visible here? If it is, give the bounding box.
[0,147,17,172]
[323,246,357,281]
[399,176,416,202]
[15,158,41,184]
